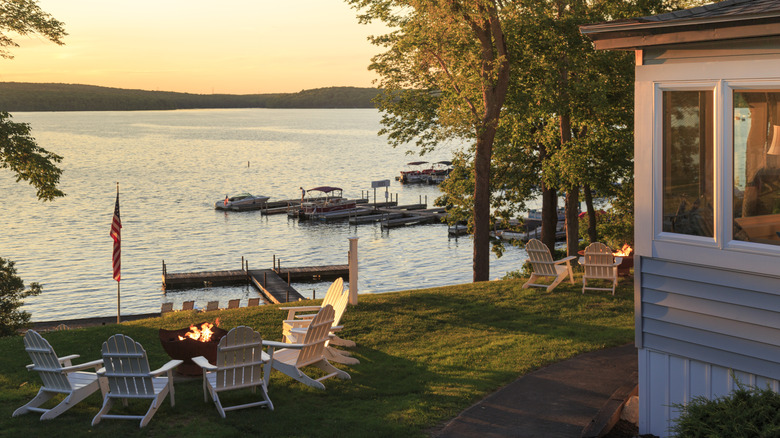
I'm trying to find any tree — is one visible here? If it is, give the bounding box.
[347,0,511,281]
[1,0,66,334]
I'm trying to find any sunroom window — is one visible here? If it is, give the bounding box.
[662,90,714,237]
[733,91,780,246]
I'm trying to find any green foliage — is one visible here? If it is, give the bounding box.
[0,279,634,436]
[0,83,380,111]
[0,111,64,200]
[0,0,67,59]
[0,257,41,337]
[671,381,780,438]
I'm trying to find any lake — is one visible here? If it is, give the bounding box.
[0,108,530,322]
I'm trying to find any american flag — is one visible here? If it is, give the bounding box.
[110,191,122,282]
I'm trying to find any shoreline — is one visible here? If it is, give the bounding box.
[32,312,161,331]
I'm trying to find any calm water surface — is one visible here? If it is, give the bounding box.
[0,109,529,322]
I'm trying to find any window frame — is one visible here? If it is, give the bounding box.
[653,82,720,249]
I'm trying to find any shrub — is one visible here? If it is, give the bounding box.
[0,257,41,336]
[670,381,780,437]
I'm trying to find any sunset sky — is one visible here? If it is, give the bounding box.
[1,1,386,94]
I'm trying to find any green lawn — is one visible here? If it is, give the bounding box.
[0,276,635,437]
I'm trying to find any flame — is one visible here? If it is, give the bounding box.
[178,322,215,342]
[613,243,633,257]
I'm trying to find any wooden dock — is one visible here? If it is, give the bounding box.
[162,261,348,304]
[247,269,305,304]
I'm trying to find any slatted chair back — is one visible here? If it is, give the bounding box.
[296,305,335,368]
[247,298,261,307]
[525,239,558,276]
[331,291,351,328]
[101,334,155,398]
[182,301,195,311]
[583,242,616,279]
[214,326,266,390]
[227,299,240,309]
[206,301,220,312]
[23,330,71,392]
[161,303,174,313]
[321,277,344,308]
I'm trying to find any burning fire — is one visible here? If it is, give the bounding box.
[178,318,220,342]
[613,244,633,257]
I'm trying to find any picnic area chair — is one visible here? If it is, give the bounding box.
[227,299,240,309]
[521,239,576,292]
[192,326,274,418]
[579,242,622,295]
[92,334,182,428]
[247,298,261,307]
[284,292,358,365]
[206,301,220,312]
[160,302,174,314]
[264,305,350,390]
[13,330,107,420]
[182,301,195,311]
[280,277,356,348]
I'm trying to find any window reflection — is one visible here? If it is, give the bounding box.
[662,90,714,237]
[733,91,780,246]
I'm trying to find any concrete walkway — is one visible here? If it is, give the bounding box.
[434,343,638,438]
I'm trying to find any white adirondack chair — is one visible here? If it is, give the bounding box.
[264,304,350,390]
[280,277,356,348]
[579,242,622,295]
[192,326,274,418]
[13,330,107,420]
[92,334,182,428]
[285,292,359,365]
[521,238,576,292]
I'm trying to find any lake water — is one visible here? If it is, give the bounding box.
[0,109,529,322]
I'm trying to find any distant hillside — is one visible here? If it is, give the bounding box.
[0,83,380,111]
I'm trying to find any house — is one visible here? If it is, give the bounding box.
[580,0,780,436]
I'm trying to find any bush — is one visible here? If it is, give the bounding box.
[670,381,780,437]
[0,257,41,336]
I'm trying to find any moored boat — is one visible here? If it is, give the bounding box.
[397,161,430,183]
[294,186,358,220]
[214,193,270,210]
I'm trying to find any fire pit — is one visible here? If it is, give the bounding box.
[159,321,228,376]
[613,244,634,277]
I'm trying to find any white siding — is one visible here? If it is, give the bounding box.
[639,348,780,437]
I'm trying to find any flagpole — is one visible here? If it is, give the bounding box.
[115,182,121,324]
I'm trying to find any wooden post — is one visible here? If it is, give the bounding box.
[348,237,359,305]
[264,272,267,287]
[313,289,316,300]
[273,254,275,270]
[287,272,291,286]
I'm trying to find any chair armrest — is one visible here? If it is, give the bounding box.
[279,305,320,311]
[280,305,321,320]
[263,340,305,349]
[150,359,183,377]
[611,257,623,267]
[61,358,104,373]
[191,356,216,371]
[58,354,80,366]
[554,256,576,264]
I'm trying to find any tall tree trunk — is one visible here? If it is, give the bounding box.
[541,184,558,252]
[583,183,598,243]
[473,130,495,282]
[565,187,579,256]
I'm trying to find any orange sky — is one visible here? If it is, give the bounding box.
[1,1,385,94]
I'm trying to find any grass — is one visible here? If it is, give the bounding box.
[0,275,635,437]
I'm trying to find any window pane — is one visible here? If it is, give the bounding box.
[733,91,780,246]
[662,90,714,237]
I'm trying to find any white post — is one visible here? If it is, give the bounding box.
[348,237,359,305]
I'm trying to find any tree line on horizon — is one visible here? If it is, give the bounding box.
[0,82,380,111]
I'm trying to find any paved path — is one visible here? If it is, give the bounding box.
[434,343,638,438]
